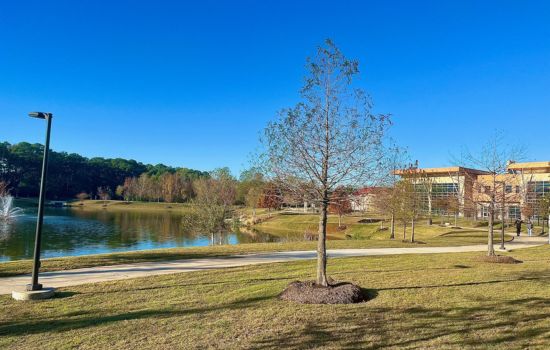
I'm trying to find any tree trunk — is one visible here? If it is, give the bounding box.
[390,213,395,239]
[500,204,505,249]
[487,206,495,256]
[338,214,342,228]
[402,221,406,241]
[317,197,329,287]
[411,217,415,243]
[427,194,433,225]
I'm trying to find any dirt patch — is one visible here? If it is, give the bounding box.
[358,218,382,224]
[279,280,367,304]
[476,255,523,264]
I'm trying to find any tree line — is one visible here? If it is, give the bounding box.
[0,141,208,200]
[0,141,312,209]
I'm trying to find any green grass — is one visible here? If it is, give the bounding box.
[1,246,550,349]
[255,212,518,242]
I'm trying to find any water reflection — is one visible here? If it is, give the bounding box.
[0,203,298,261]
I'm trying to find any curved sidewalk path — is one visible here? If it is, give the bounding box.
[0,236,546,295]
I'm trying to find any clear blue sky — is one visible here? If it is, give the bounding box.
[1,0,549,175]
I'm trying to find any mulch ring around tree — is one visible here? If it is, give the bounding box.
[475,255,523,264]
[279,280,368,304]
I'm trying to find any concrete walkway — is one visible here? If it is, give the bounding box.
[1,236,546,295]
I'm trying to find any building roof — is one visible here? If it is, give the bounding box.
[507,161,550,170]
[394,166,490,176]
[352,187,388,196]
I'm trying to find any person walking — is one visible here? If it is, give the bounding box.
[527,220,533,237]
[515,218,523,237]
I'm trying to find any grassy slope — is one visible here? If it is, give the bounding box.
[1,246,550,349]
[255,212,516,242]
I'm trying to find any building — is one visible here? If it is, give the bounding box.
[395,161,550,220]
[350,187,386,212]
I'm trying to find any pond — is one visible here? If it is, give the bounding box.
[0,202,294,261]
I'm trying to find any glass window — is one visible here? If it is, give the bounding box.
[413,182,459,214]
[527,181,550,217]
[481,206,489,218]
[509,206,521,220]
[505,185,512,193]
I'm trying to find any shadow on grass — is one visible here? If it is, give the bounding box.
[53,291,79,299]
[83,276,298,295]
[249,296,550,349]
[0,294,273,337]
[360,288,378,301]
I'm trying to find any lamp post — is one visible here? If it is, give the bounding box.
[27,112,53,291]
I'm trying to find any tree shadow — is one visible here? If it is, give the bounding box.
[83,276,297,295]
[0,294,273,337]
[249,296,550,349]
[52,291,79,299]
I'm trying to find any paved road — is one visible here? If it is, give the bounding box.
[1,236,545,295]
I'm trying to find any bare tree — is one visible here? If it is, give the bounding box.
[457,132,524,256]
[245,186,264,223]
[76,192,89,204]
[258,182,283,212]
[372,145,409,239]
[186,168,237,244]
[239,169,265,222]
[539,194,550,235]
[371,187,400,239]
[97,186,112,201]
[328,186,353,228]
[263,40,390,286]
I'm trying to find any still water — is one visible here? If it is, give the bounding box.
[0,202,292,261]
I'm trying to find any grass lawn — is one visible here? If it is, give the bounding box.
[1,245,550,349]
[254,212,518,242]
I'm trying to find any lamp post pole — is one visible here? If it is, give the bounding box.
[500,182,506,250]
[27,112,53,291]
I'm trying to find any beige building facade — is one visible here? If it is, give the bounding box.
[396,161,550,220]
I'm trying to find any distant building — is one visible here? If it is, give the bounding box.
[350,187,387,212]
[395,161,550,220]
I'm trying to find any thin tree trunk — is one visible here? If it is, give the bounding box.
[411,217,415,243]
[390,213,395,239]
[402,221,406,241]
[317,196,329,286]
[317,77,330,288]
[488,205,495,256]
[427,194,433,225]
